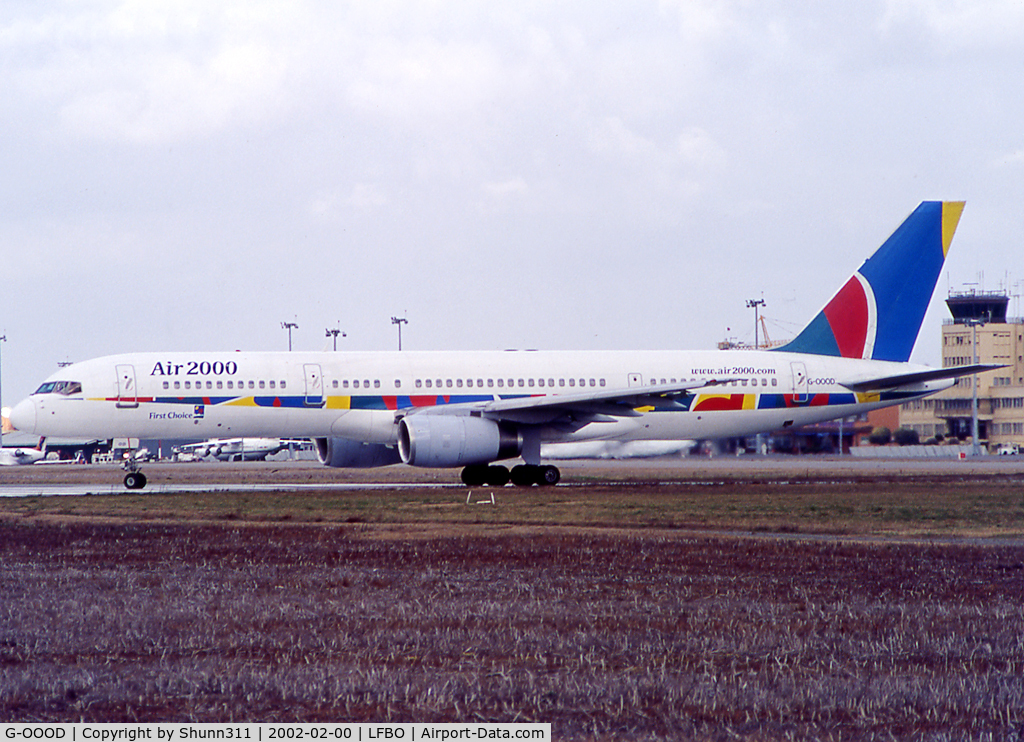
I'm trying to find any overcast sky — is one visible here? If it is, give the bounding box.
[3,0,1023,405]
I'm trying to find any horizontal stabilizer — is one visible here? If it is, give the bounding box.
[841,364,1005,393]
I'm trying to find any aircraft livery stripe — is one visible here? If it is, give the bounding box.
[103,391,921,413]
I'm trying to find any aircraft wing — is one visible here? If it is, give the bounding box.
[840,364,1005,393]
[405,378,733,425]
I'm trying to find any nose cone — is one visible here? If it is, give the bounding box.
[10,398,36,433]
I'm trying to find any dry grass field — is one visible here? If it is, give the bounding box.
[3,460,1024,739]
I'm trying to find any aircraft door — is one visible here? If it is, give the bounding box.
[628,373,643,387]
[304,364,325,407]
[790,362,809,403]
[115,364,139,409]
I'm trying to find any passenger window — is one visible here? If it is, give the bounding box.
[248,381,255,389]
[354,380,360,389]
[259,381,265,389]
[518,379,525,387]
[447,379,453,388]
[395,380,401,388]
[364,380,371,388]
[425,379,432,388]
[456,379,463,388]
[269,381,276,389]
[217,381,223,389]
[374,380,380,388]
[185,381,191,390]
[281,381,286,389]
[466,379,473,388]
[538,378,544,387]
[416,379,422,388]
[772,378,778,386]
[497,379,504,388]
[528,379,534,387]
[478,379,484,387]
[569,379,575,387]
[559,379,565,387]
[162,381,169,390]
[600,379,606,387]
[549,379,555,387]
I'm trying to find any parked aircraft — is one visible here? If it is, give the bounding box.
[176,437,305,462]
[10,202,997,489]
[541,440,696,459]
[0,440,45,466]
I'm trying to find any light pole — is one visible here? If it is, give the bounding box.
[391,316,408,351]
[746,298,766,349]
[0,334,6,437]
[281,321,298,351]
[325,326,346,351]
[966,318,984,456]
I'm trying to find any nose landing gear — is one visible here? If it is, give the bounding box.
[121,456,148,490]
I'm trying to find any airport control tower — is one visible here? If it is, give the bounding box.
[900,289,1024,451]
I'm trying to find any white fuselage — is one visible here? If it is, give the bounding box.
[10,349,950,448]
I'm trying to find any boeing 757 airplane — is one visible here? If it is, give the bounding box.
[10,201,997,489]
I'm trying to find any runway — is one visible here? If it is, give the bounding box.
[0,481,461,497]
[2,455,1023,497]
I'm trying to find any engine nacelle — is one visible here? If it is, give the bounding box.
[398,415,522,468]
[314,437,402,468]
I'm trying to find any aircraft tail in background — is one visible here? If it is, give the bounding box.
[776,201,965,363]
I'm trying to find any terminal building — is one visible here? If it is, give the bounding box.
[899,290,1024,452]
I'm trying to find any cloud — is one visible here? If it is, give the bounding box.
[6,0,300,143]
[345,37,502,124]
[880,0,1024,48]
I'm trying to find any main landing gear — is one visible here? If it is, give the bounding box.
[460,463,560,487]
[121,456,148,490]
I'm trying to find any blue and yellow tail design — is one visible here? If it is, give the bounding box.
[775,201,964,363]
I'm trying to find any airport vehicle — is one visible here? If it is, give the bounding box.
[10,202,997,489]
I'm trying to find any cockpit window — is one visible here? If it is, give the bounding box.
[33,380,83,395]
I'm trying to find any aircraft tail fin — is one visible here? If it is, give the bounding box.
[774,201,964,363]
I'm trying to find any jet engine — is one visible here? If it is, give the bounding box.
[314,437,402,468]
[398,415,522,468]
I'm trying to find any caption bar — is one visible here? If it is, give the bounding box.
[1,725,550,742]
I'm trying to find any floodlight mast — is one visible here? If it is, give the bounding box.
[326,326,346,351]
[746,298,766,349]
[391,316,408,351]
[0,334,6,435]
[965,317,985,456]
[281,321,298,351]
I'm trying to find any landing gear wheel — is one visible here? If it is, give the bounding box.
[486,465,510,487]
[124,472,147,490]
[461,465,489,487]
[510,465,535,487]
[538,465,560,486]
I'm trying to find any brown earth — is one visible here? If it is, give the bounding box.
[2,459,1024,738]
